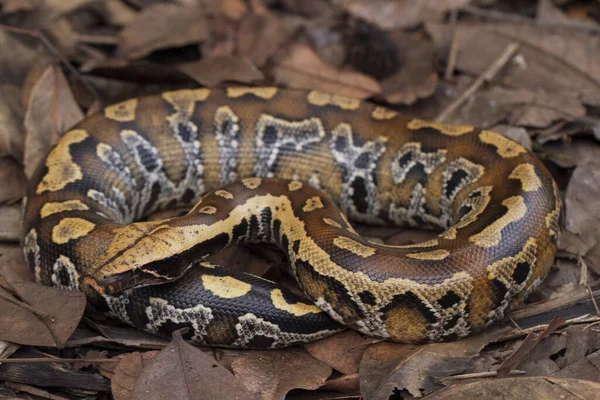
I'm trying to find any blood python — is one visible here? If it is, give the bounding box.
[22,87,561,348]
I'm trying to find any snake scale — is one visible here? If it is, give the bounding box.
[22,87,561,348]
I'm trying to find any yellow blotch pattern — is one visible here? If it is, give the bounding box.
[52,218,96,244]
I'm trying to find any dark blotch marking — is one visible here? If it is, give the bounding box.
[438,290,461,309]
[457,204,473,221]
[512,261,531,285]
[490,278,509,308]
[272,219,281,244]
[334,135,348,152]
[398,152,413,169]
[232,218,249,243]
[245,335,276,349]
[281,234,289,253]
[445,169,469,198]
[178,122,194,142]
[443,314,461,331]
[249,215,259,240]
[358,290,377,306]
[136,144,159,172]
[351,177,369,213]
[406,162,427,183]
[262,125,278,145]
[382,291,437,324]
[354,152,371,169]
[292,240,300,254]
[181,188,195,204]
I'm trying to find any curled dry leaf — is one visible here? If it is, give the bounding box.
[426,377,600,399]
[426,22,600,107]
[23,65,83,178]
[337,0,470,30]
[0,205,21,242]
[379,31,438,105]
[359,330,508,399]
[230,348,332,400]
[0,263,86,347]
[565,160,600,251]
[130,331,252,400]
[111,351,158,400]
[273,43,381,99]
[304,330,377,375]
[236,13,288,67]
[177,55,264,86]
[118,4,209,60]
[0,157,26,205]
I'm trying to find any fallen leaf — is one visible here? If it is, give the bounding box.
[236,13,288,67]
[304,330,377,374]
[0,263,86,347]
[131,331,252,400]
[0,157,26,205]
[220,0,248,21]
[273,43,381,99]
[565,160,600,250]
[319,372,360,393]
[111,352,158,400]
[0,84,26,161]
[497,316,566,377]
[23,65,83,178]
[379,31,438,105]
[177,55,264,86]
[231,348,332,400]
[359,330,507,399]
[117,4,209,60]
[426,377,600,399]
[426,21,600,106]
[337,0,469,30]
[66,322,169,350]
[0,205,20,242]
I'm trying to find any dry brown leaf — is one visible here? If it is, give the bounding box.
[379,31,438,105]
[231,348,332,399]
[304,330,377,375]
[0,84,26,162]
[1,0,35,14]
[426,21,600,106]
[336,0,470,30]
[0,157,26,205]
[0,263,86,347]
[111,352,158,400]
[565,160,600,251]
[23,65,83,178]
[273,43,381,99]
[220,0,248,21]
[236,13,288,67]
[177,55,264,86]
[117,4,209,60]
[426,377,600,399]
[360,329,508,399]
[0,205,20,242]
[131,331,252,400]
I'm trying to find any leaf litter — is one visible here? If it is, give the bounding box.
[0,1,599,399]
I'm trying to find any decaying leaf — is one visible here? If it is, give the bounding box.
[304,330,377,375]
[273,43,381,99]
[236,13,288,67]
[427,376,600,399]
[111,351,158,400]
[23,65,83,178]
[379,31,438,105]
[178,55,264,86]
[0,157,26,205]
[117,4,209,60]
[231,348,332,399]
[131,331,252,400]
[359,330,508,399]
[0,205,21,242]
[0,263,86,347]
[565,160,600,251]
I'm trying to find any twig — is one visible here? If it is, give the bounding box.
[0,357,119,364]
[587,284,600,316]
[442,370,525,382]
[508,315,523,331]
[511,288,600,320]
[444,9,460,80]
[435,41,520,121]
[0,23,100,102]
[0,291,54,320]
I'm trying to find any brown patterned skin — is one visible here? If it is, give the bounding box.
[22,87,561,348]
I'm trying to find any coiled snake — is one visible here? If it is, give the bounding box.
[22,87,561,348]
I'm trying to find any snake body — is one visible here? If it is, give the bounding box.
[22,87,561,348]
